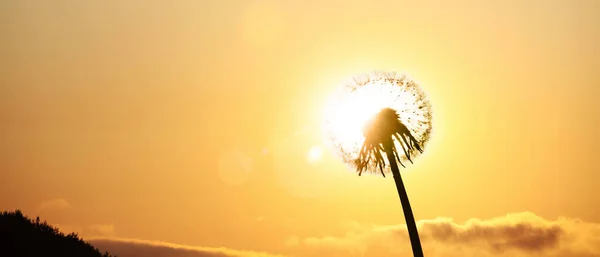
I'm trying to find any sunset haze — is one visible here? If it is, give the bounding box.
[1,1,599,256]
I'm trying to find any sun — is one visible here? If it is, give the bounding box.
[322,71,433,173]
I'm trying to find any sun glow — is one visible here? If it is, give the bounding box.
[322,72,433,173]
[324,84,390,148]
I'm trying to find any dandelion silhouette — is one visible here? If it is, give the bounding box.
[323,71,432,257]
[356,108,424,176]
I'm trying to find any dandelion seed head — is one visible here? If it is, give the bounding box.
[322,71,433,174]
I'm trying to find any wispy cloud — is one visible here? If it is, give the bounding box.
[46,210,600,257]
[288,212,600,257]
[37,198,71,213]
[89,237,286,257]
[87,224,116,237]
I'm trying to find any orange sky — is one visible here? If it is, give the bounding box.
[1,1,599,256]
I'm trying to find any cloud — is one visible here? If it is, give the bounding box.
[37,198,71,213]
[87,224,116,237]
[288,212,600,257]
[418,212,563,253]
[51,223,116,239]
[89,238,286,257]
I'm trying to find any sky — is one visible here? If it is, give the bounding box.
[1,0,599,256]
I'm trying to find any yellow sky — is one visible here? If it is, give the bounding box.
[1,0,599,256]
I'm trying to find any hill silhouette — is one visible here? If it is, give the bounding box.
[0,209,115,257]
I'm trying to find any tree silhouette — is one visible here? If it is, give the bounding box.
[0,209,116,257]
[355,108,425,257]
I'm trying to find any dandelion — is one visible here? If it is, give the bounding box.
[323,71,433,257]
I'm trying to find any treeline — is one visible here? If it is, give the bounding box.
[0,209,115,257]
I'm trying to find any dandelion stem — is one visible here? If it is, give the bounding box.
[384,141,424,257]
